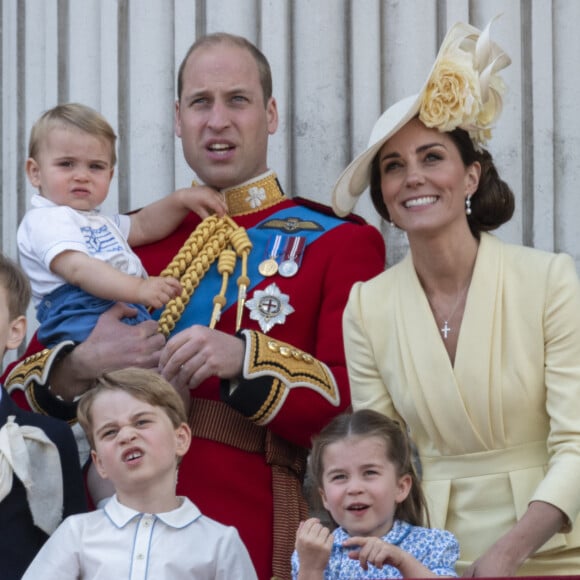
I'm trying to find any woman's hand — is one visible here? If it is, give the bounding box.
[462,501,567,577]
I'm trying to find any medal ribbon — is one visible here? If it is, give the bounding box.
[282,236,305,265]
[262,234,283,267]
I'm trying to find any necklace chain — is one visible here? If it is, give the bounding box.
[428,283,470,340]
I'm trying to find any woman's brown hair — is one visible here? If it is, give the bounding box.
[369,124,515,238]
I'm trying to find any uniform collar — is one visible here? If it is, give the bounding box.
[222,170,287,217]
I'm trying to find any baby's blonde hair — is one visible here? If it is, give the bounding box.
[28,102,117,166]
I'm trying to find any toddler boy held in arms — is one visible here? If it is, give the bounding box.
[18,103,226,347]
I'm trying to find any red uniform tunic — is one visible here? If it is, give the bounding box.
[4,172,386,580]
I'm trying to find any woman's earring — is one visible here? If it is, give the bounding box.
[465,196,472,216]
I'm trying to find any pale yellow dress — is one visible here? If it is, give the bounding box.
[345,233,580,574]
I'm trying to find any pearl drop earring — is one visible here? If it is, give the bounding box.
[465,196,472,216]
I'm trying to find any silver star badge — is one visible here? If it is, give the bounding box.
[245,283,294,333]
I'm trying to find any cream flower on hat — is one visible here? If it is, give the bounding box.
[419,53,481,134]
[332,17,511,217]
[420,19,510,147]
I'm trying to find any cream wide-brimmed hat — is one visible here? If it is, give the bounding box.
[332,18,511,217]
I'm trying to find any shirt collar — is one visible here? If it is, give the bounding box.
[30,193,100,214]
[104,494,202,529]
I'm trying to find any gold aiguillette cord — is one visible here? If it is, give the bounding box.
[157,215,252,337]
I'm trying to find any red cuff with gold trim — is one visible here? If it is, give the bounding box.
[4,341,79,422]
[220,329,339,425]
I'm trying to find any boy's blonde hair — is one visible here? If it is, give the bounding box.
[77,367,187,449]
[0,253,31,319]
[28,102,117,166]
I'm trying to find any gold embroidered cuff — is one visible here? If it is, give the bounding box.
[225,330,339,425]
[4,341,78,421]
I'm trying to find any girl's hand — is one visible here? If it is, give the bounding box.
[344,536,405,571]
[295,518,333,578]
[343,536,439,578]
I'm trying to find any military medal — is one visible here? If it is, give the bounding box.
[279,259,298,277]
[258,258,278,277]
[258,234,283,277]
[279,236,305,278]
[245,283,295,333]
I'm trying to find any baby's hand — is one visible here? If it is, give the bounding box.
[295,518,333,574]
[343,536,406,572]
[137,276,182,309]
[177,185,227,219]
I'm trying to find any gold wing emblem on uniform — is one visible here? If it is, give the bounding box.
[258,217,324,233]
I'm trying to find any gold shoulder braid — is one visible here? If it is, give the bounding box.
[157,215,252,336]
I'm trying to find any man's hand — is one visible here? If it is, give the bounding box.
[158,325,244,404]
[49,302,166,400]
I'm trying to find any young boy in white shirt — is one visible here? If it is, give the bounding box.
[23,366,257,579]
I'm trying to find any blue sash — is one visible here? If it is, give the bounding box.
[153,205,344,336]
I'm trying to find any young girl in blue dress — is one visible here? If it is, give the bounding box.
[292,410,459,579]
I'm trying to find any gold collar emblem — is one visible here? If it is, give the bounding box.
[223,171,287,216]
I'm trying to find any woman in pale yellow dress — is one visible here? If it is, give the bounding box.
[332,19,580,576]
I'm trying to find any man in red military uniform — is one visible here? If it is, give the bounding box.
[4,33,385,580]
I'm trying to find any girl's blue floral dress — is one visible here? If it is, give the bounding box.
[291,519,459,579]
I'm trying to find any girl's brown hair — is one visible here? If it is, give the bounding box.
[307,409,429,527]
